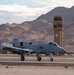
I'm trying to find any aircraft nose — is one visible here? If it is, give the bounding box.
[61,47,66,53]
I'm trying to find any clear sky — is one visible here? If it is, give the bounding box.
[0,0,74,24]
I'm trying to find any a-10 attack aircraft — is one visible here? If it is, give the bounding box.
[1,38,66,61]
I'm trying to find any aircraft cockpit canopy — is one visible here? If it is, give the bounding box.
[48,42,58,46]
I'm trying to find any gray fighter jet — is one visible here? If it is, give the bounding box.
[1,38,66,61]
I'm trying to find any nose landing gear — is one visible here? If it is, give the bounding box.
[50,58,53,61]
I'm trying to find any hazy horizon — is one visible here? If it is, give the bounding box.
[0,0,74,24]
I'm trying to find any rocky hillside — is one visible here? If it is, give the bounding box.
[0,6,74,48]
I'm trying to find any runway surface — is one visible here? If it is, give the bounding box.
[0,60,74,66]
[0,54,74,66]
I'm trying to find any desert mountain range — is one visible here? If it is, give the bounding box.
[0,6,74,48]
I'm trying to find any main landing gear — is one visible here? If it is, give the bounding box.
[20,55,25,61]
[20,54,54,61]
[37,56,41,61]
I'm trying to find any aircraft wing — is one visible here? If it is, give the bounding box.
[1,43,34,52]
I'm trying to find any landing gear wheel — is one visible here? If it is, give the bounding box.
[20,56,25,61]
[50,58,53,61]
[37,56,41,61]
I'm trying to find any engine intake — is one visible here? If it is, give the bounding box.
[20,42,23,47]
[29,42,32,45]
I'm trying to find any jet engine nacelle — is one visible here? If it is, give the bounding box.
[12,41,24,47]
[20,42,24,47]
[23,41,32,46]
[11,38,32,47]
